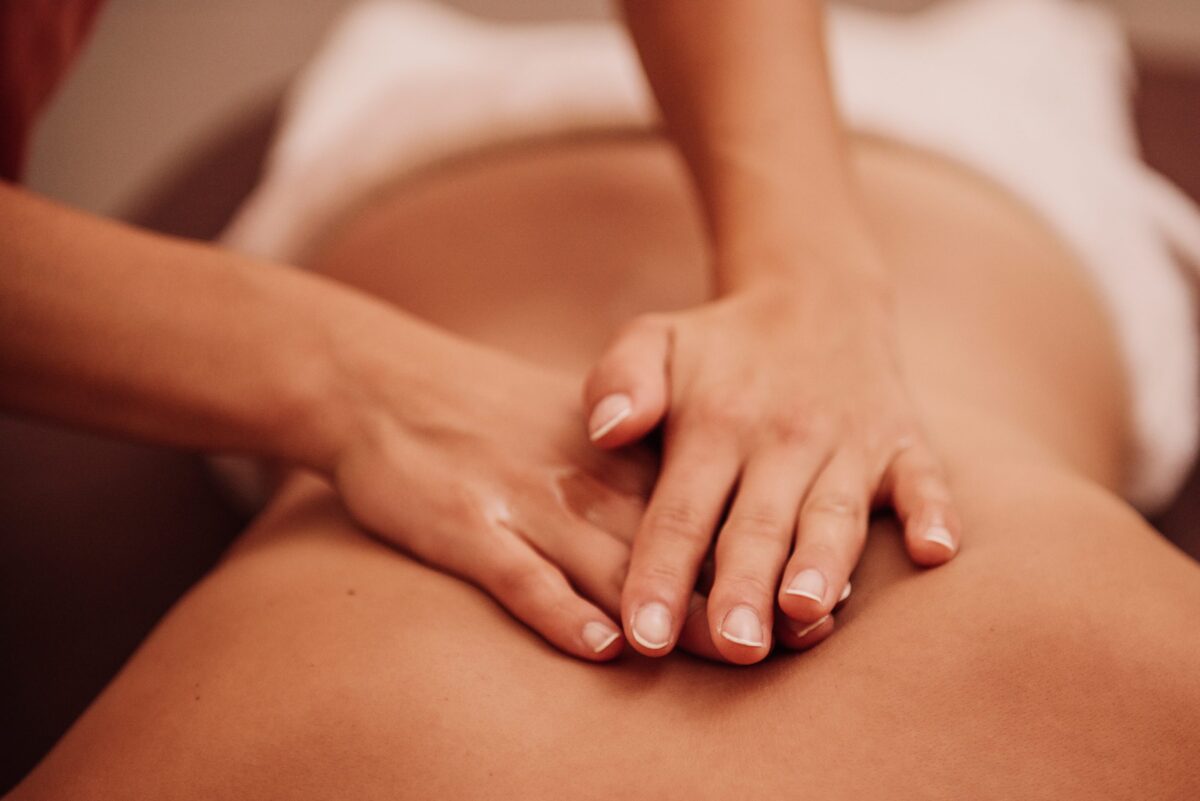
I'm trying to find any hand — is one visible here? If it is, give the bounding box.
[316,307,733,661]
[584,274,962,664]
[319,318,653,660]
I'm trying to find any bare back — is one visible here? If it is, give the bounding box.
[12,136,1199,800]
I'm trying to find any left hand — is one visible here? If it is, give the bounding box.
[583,273,961,664]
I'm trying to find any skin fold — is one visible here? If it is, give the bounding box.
[9,134,1199,800]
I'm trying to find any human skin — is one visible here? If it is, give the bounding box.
[0,0,949,663]
[9,135,1199,799]
[0,172,656,662]
[608,0,962,665]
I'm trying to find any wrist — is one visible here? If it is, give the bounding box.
[250,268,379,475]
[713,214,890,297]
[276,271,474,477]
[728,271,896,329]
[716,236,894,312]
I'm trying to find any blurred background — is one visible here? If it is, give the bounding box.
[4,0,1199,794]
[26,0,1200,216]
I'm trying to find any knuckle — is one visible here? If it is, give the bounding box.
[493,558,554,603]
[646,500,711,546]
[688,393,753,434]
[795,540,845,568]
[770,413,839,455]
[632,560,689,591]
[803,412,840,445]
[770,414,815,448]
[713,569,775,602]
[878,416,915,443]
[804,492,866,524]
[888,425,931,462]
[863,428,895,457]
[891,421,924,448]
[725,506,789,544]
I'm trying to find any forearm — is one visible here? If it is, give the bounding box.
[620,0,883,292]
[0,182,430,470]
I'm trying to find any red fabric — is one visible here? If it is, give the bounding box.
[0,0,105,182]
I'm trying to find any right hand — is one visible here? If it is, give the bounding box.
[319,308,729,661]
[583,277,959,664]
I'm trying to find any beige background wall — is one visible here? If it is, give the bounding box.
[26,0,1200,218]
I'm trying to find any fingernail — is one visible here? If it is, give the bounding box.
[589,393,633,441]
[582,621,621,654]
[839,581,852,603]
[785,568,827,604]
[924,525,956,553]
[719,605,765,648]
[631,602,673,650]
[791,614,831,639]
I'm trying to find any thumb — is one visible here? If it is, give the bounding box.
[583,315,671,448]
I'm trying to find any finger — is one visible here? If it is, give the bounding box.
[468,526,625,661]
[675,592,728,662]
[881,438,961,566]
[522,505,733,662]
[622,432,740,656]
[775,579,851,652]
[779,449,870,624]
[518,508,631,614]
[551,469,645,545]
[706,448,824,664]
[584,315,671,447]
[774,611,836,652]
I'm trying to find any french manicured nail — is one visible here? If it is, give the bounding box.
[582,621,621,654]
[631,602,673,650]
[785,568,827,604]
[719,605,765,648]
[791,614,831,639]
[925,525,956,553]
[588,393,633,441]
[839,581,852,603]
